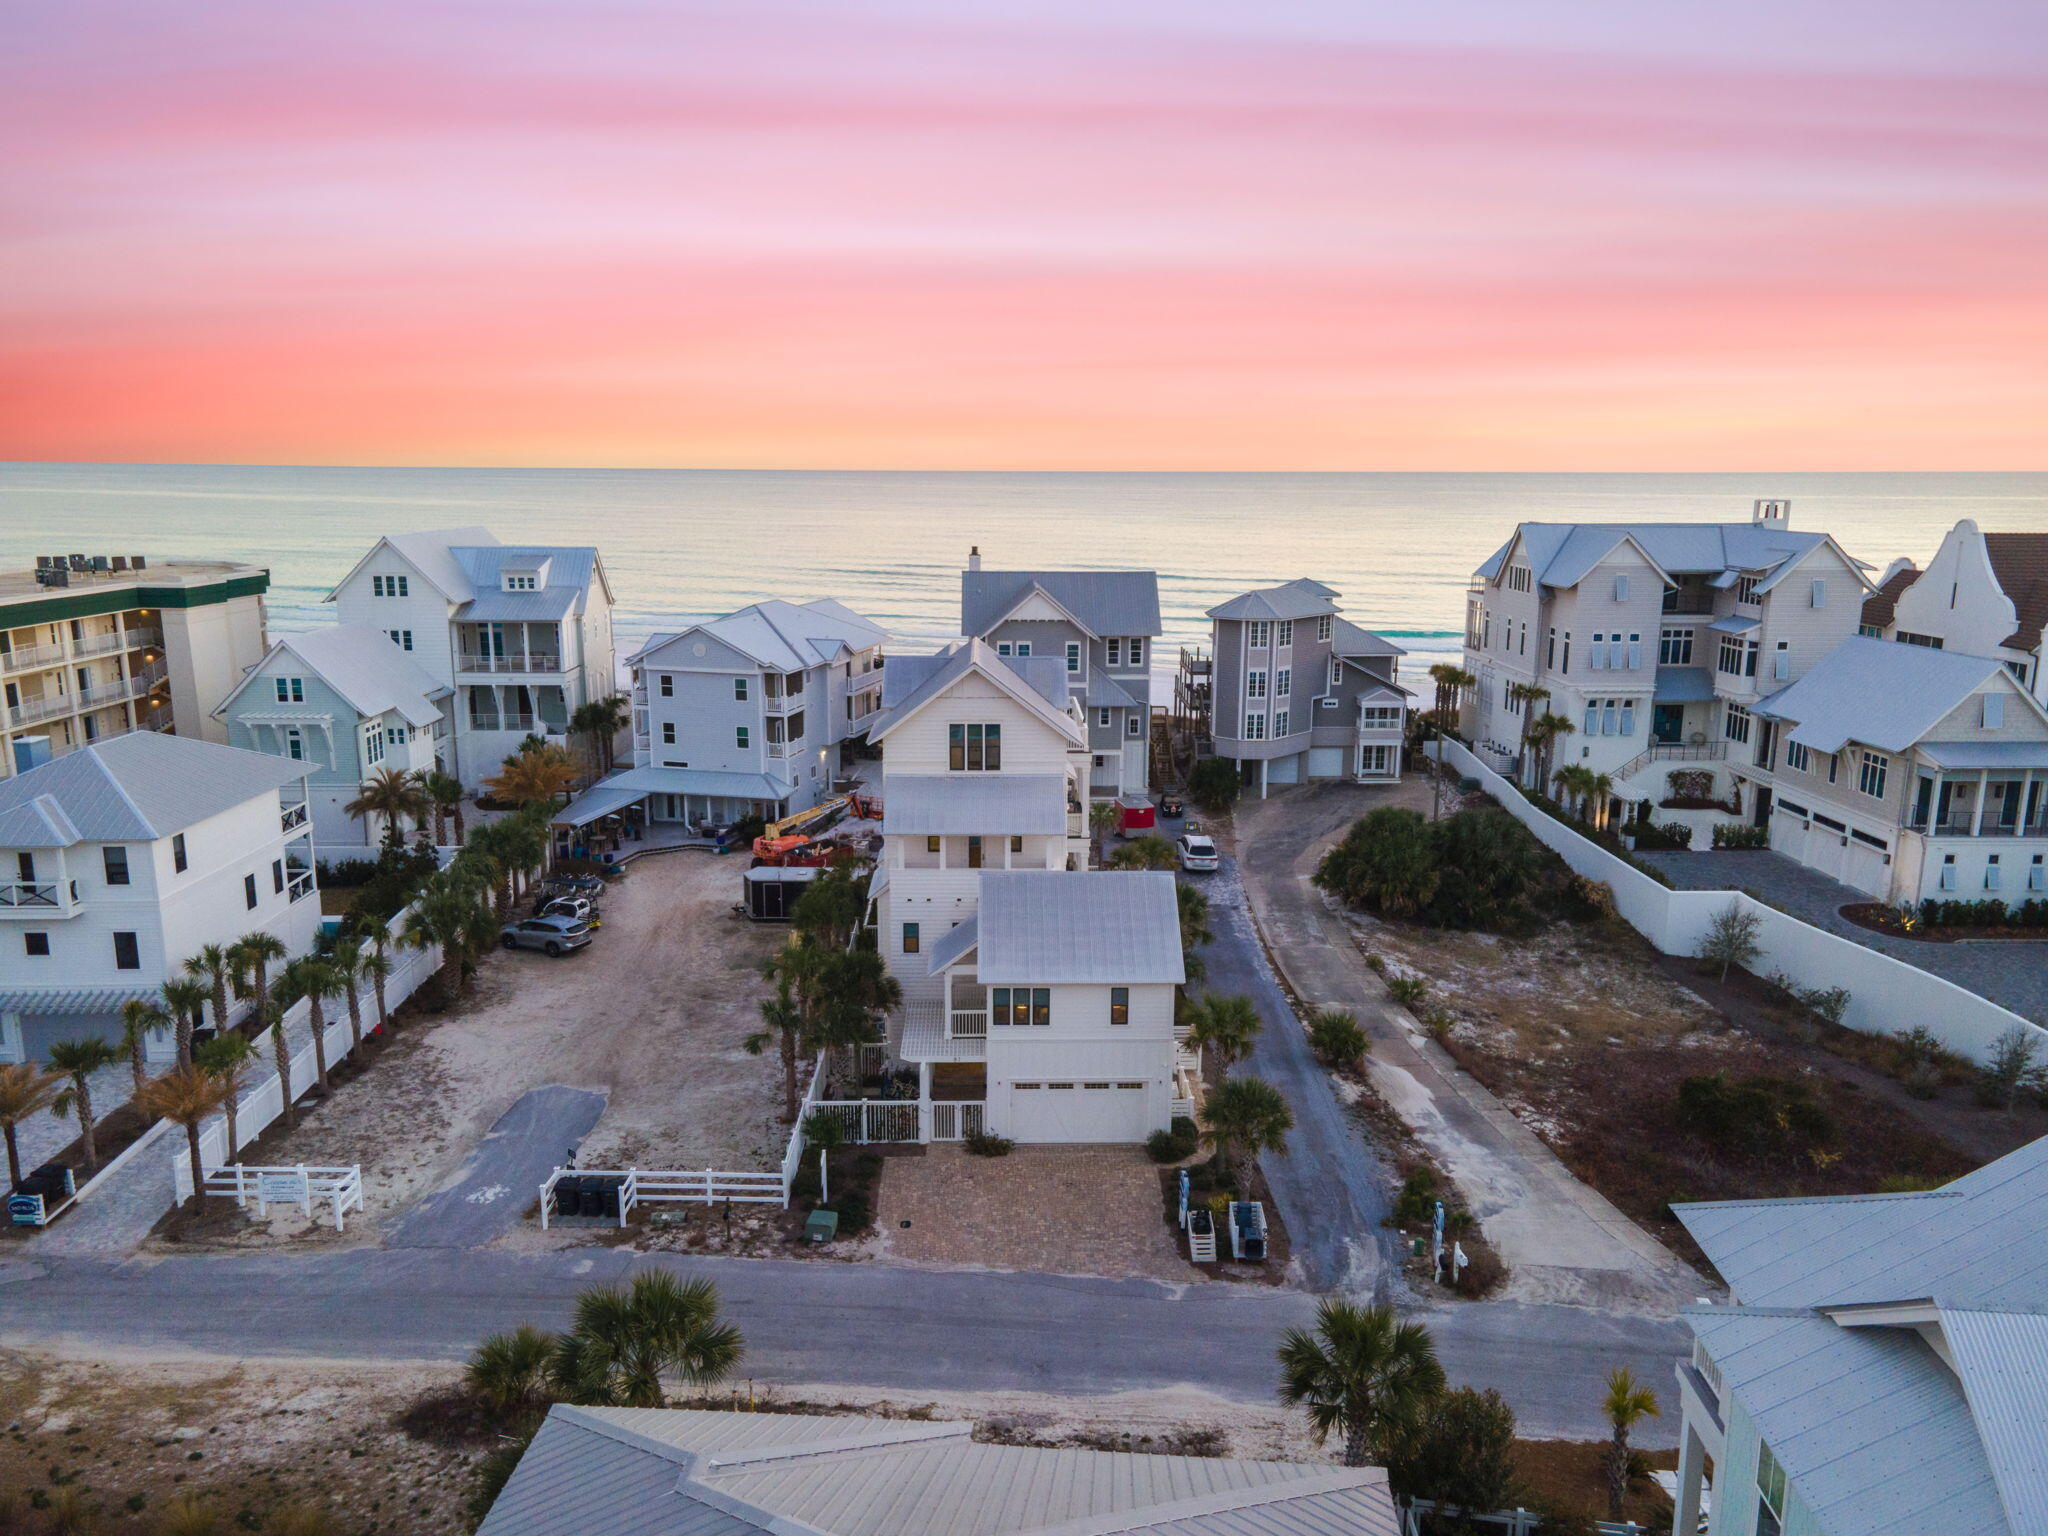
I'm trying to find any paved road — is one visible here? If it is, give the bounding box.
[1193,861,1400,1299]
[1637,846,2048,1023]
[1234,783,1703,1315]
[388,1086,608,1249]
[0,1249,1684,1443]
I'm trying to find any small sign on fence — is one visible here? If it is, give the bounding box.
[257,1169,309,1205]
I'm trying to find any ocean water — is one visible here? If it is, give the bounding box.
[2,465,2042,682]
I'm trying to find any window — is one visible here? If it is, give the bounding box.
[1858,750,1889,800]
[1736,573,1762,604]
[1276,667,1291,698]
[1897,631,1944,649]
[364,727,385,765]
[1066,641,1081,674]
[1014,643,1031,657]
[1110,987,1129,1025]
[1613,575,1630,602]
[102,847,129,886]
[1010,834,1023,853]
[1940,853,1958,890]
[1773,640,1791,680]
[1506,566,1531,594]
[1724,703,1752,745]
[1590,632,1606,670]
[926,836,940,853]
[967,835,984,869]
[902,923,920,954]
[2031,854,2045,892]
[388,726,409,746]
[113,931,140,970]
[736,725,750,749]
[1105,638,1122,666]
[371,574,409,598]
[1561,632,1572,671]
[2007,659,2032,686]
[948,722,1002,770]
[1098,707,1111,728]
[272,858,285,894]
[1628,633,1642,668]
[991,987,1051,1025]
[244,874,258,909]
[1246,621,1270,649]
[662,722,676,745]
[1717,634,1758,677]
[1659,628,1693,665]
[1986,855,2002,890]
[1361,706,1401,728]
[1482,613,1492,649]
[25,932,50,957]
[1825,751,1838,784]
[1316,614,1333,641]
[504,573,538,591]
[1809,578,1826,608]
[1244,713,1267,741]
[274,677,304,703]
[1756,1443,1787,1536]
[1546,627,1557,668]
[1859,622,1883,638]
[1275,621,1293,648]
[172,834,187,873]
[387,629,413,650]
[1127,714,1143,737]
[1273,710,1289,736]
[1785,741,1810,772]
[1329,657,1342,689]
[1359,743,1394,775]
[996,642,1012,657]
[1246,670,1268,700]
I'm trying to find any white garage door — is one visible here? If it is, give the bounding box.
[1306,747,1345,779]
[1006,1080,1151,1144]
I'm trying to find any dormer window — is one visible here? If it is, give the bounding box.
[504,572,539,592]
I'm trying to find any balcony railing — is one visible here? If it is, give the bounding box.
[1915,819,2048,839]
[456,653,564,674]
[281,802,310,832]
[2,642,67,673]
[0,879,66,911]
[766,738,802,757]
[73,627,158,659]
[469,715,538,733]
[6,693,75,729]
[949,1009,988,1039]
[287,871,316,902]
[75,663,167,712]
[1661,593,1718,615]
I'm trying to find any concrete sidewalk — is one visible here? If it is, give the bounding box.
[1232,781,1705,1314]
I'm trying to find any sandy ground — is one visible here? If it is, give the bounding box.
[0,1346,1339,1536]
[150,854,789,1249]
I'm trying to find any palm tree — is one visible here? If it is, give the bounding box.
[1278,1299,1446,1467]
[1200,1075,1292,1192]
[228,931,288,1035]
[47,1038,121,1174]
[1176,881,1213,985]
[330,941,367,1051]
[1529,710,1576,791]
[570,694,630,776]
[0,1062,63,1189]
[485,743,580,808]
[1426,663,1476,729]
[160,977,210,1068]
[1602,1367,1660,1518]
[546,1272,743,1409]
[360,949,395,1034]
[1088,799,1120,866]
[1507,682,1549,773]
[402,871,496,992]
[1587,772,1616,830]
[467,1323,558,1422]
[745,979,808,1124]
[137,1065,233,1208]
[415,769,466,847]
[464,820,517,913]
[1108,834,1179,871]
[275,956,340,1093]
[184,944,236,1038]
[346,765,430,849]
[809,947,901,1084]
[118,999,167,1099]
[194,1034,256,1164]
[1184,993,1261,1070]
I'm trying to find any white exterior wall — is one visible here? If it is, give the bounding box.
[157,595,269,746]
[331,551,458,686]
[985,980,1178,1143]
[1888,520,2026,668]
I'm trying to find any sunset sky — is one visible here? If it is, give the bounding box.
[4,1,2045,469]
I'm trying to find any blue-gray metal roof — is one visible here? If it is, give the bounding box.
[224,625,446,728]
[450,544,607,620]
[599,765,796,803]
[1944,1307,2048,1533]
[975,870,1184,985]
[1473,520,1854,591]
[1686,1306,2010,1536]
[1332,619,1405,660]
[868,641,1080,747]
[1651,666,1716,704]
[886,774,1069,835]
[963,570,1163,638]
[0,732,310,845]
[924,915,979,975]
[632,599,887,672]
[1750,637,2019,754]
[0,985,168,1015]
[1916,739,2048,770]
[1205,579,1341,623]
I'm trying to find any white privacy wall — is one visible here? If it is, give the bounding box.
[1432,740,2047,1066]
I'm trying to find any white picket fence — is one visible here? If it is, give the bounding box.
[166,907,444,1205]
[1433,738,2048,1065]
[538,1166,787,1227]
[177,1163,364,1230]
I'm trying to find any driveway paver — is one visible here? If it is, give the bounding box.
[1635,848,2048,1023]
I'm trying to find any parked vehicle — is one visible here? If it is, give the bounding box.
[1177,833,1219,872]
[538,895,600,927]
[541,873,606,898]
[1159,792,1185,819]
[501,914,594,956]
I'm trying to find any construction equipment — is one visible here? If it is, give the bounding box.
[752,792,882,863]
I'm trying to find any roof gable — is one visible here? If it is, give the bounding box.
[1983,532,2048,653]
[868,641,1082,748]
[218,626,446,727]
[1753,636,2035,755]
[962,570,1162,639]
[324,526,498,604]
[0,733,310,844]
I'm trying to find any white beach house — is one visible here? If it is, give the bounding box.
[1859,518,2048,704]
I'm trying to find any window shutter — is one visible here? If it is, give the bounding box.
[1810,578,1825,608]
[1774,646,1790,680]
[1983,693,2005,729]
[1614,575,1629,602]
[1590,635,1605,670]
[1628,638,1642,669]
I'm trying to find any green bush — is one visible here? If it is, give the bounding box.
[1676,1072,1834,1160]
[1393,1168,1440,1227]
[1188,756,1242,814]
[1917,897,2048,929]
[1308,1010,1369,1069]
[1386,976,1428,1008]
[964,1128,1015,1158]
[1711,823,1769,850]
[1315,806,1438,915]
[1630,822,1694,851]
[1146,1116,1201,1164]
[824,1192,873,1233]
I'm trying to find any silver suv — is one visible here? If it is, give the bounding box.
[500,914,593,956]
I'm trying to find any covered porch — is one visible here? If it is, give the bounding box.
[551,765,798,856]
[1909,741,2048,839]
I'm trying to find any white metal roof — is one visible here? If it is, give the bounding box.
[885,774,1069,835]
[452,545,606,619]
[219,625,446,728]
[598,765,796,803]
[1473,520,1861,592]
[479,1407,1395,1536]
[632,599,887,672]
[963,570,1163,638]
[868,641,1082,748]
[1750,637,2028,755]
[324,526,498,603]
[1915,740,2048,770]
[0,732,310,845]
[974,870,1185,985]
[924,915,979,975]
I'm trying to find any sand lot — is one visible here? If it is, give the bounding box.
[157,853,789,1245]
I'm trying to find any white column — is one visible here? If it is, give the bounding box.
[0,1011,22,1065]
[1671,1420,1708,1536]
[1928,770,1943,832]
[2023,769,2039,833]
[1259,758,1269,799]
[1971,768,1989,836]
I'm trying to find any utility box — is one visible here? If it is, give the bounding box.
[804,1209,840,1244]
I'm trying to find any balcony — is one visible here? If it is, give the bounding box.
[456,653,564,674]
[1661,592,1718,616]
[949,1009,988,1038]
[73,627,158,659]
[898,1000,987,1061]
[766,734,805,758]
[281,802,310,833]
[75,661,168,713]
[2,642,66,674]
[0,879,79,918]
[6,692,75,729]
[287,871,315,902]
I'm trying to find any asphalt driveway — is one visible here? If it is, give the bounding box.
[1635,848,2048,1023]
[386,1085,607,1249]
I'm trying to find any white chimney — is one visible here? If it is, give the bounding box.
[967,545,981,572]
[1752,499,1791,527]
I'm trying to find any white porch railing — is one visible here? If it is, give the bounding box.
[0,879,71,913]
[948,1009,988,1038]
[281,802,310,832]
[175,1163,364,1231]
[811,1100,923,1144]
[456,653,564,674]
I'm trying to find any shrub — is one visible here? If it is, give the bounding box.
[1384,1385,1518,1511]
[1630,822,1694,851]
[1188,756,1242,815]
[1425,809,1542,929]
[1451,1242,1506,1297]
[1666,768,1715,802]
[824,1191,873,1233]
[1393,1167,1440,1227]
[1978,1025,2045,1111]
[315,856,381,888]
[1676,1072,1834,1161]
[1712,823,1769,850]
[1385,976,1428,1009]
[1314,806,1438,915]
[1145,1117,1201,1164]
[964,1129,1015,1158]
[1799,985,1850,1029]
[1307,1010,1369,1070]
[1696,900,1762,980]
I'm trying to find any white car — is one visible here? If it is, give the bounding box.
[1177,834,1219,872]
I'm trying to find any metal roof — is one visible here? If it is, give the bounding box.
[1652,666,1716,704]
[963,570,1163,639]
[1915,740,2048,770]
[1750,637,2022,754]
[924,915,979,975]
[551,783,647,828]
[868,641,1082,748]
[0,794,82,849]
[1332,619,1405,660]
[0,732,310,845]
[974,870,1185,985]
[598,765,796,803]
[631,598,887,672]
[885,774,1069,835]
[458,585,581,623]
[479,1407,1394,1536]
[1686,1306,2010,1536]
[324,526,498,603]
[0,985,169,1015]
[1084,672,1141,710]
[1205,579,1341,623]
[1473,520,1857,591]
[1708,613,1758,634]
[221,625,446,728]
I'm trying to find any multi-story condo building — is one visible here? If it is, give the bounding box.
[215,626,451,855]
[326,528,615,789]
[1461,501,1871,819]
[1668,1137,2047,1536]
[959,553,1162,799]
[0,732,320,1069]
[614,599,887,827]
[1206,579,1409,795]
[1,555,270,780]
[1742,636,2048,905]
[1858,518,2048,703]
